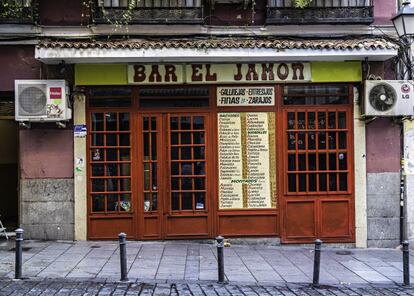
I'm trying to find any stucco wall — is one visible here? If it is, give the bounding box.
[19,128,74,240]
[374,0,397,25]
[366,118,401,248]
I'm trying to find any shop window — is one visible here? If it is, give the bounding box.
[283,85,349,105]
[143,116,158,212]
[285,109,350,194]
[88,87,132,108]
[139,87,209,108]
[90,112,132,213]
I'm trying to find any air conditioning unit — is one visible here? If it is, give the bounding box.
[15,80,72,122]
[363,80,414,116]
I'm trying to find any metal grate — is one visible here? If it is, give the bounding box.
[17,84,47,116]
[267,0,372,7]
[99,0,202,8]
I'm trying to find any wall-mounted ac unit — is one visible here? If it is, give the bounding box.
[363,80,414,116]
[15,80,72,122]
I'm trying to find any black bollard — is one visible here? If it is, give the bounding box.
[15,228,24,279]
[312,239,322,287]
[216,236,225,283]
[403,240,410,286]
[118,232,128,281]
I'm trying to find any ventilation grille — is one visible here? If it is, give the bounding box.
[18,84,47,116]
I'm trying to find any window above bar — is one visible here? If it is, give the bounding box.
[93,0,203,24]
[266,0,374,25]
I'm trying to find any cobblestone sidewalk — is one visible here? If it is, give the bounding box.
[2,278,414,296]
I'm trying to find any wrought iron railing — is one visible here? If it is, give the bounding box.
[93,0,203,24]
[267,0,374,24]
[0,0,37,24]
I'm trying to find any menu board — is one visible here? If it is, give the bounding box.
[217,86,275,106]
[218,112,276,209]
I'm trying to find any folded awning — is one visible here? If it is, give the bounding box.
[36,37,399,64]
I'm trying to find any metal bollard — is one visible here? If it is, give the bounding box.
[15,228,24,279]
[312,239,322,287]
[403,240,410,286]
[118,232,128,281]
[216,236,225,283]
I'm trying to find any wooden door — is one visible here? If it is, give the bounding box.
[138,113,212,239]
[279,85,355,243]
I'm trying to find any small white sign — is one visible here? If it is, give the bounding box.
[217,87,275,106]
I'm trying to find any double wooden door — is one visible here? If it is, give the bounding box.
[137,113,212,239]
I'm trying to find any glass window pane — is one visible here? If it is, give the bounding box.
[106,133,117,146]
[107,179,118,192]
[170,117,179,130]
[181,177,193,190]
[339,132,347,149]
[106,113,118,131]
[308,112,316,129]
[288,154,296,171]
[308,132,316,150]
[181,132,191,144]
[172,177,179,190]
[120,179,131,192]
[309,154,316,171]
[120,148,130,161]
[171,147,179,160]
[120,134,130,147]
[92,179,105,192]
[120,164,130,176]
[181,163,193,175]
[143,117,149,131]
[119,113,130,131]
[92,148,103,161]
[297,112,305,129]
[319,173,327,191]
[92,164,104,176]
[171,162,179,175]
[193,132,205,144]
[144,193,151,212]
[171,133,179,145]
[152,163,157,189]
[288,174,296,192]
[329,153,337,170]
[144,133,149,159]
[144,163,150,190]
[194,147,205,160]
[339,153,347,170]
[92,134,104,146]
[181,147,191,160]
[339,173,348,191]
[152,193,158,211]
[195,162,205,175]
[318,112,326,129]
[193,116,204,130]
[328,132,337,149]
[194,177,205,190]
[106,149,118,161]
[287,112,295,129]
[151,133,157,160]
[298,154,306,171]
[120,194,131,212]
[329,173,337,191]
[319,154,327,170]
[151,117,157,130]
[92,195,105,212]
[172,193,180,210]
[180,117,191,130]
[92,113,104,131]
[182,193,193,210]
[107,163,118,176]
[318,132,326,149]
[288,132,296,150]
[298,174,306,192]
[107,194,118,211]
[328,112,336,129]
[338,112,346,129]
[298,133,305,150]
[309,174,317,192]
[195,193,205,210]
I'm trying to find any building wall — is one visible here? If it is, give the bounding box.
[19,128,74,240]
[366,118,401,248]
[373,0,397,25]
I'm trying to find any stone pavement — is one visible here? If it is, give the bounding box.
[0,239,413,288]
[2,278,414,296]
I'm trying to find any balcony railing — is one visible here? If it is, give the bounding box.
[0,0,37,24]
[266,0,374,25]
[93,0,203,24]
